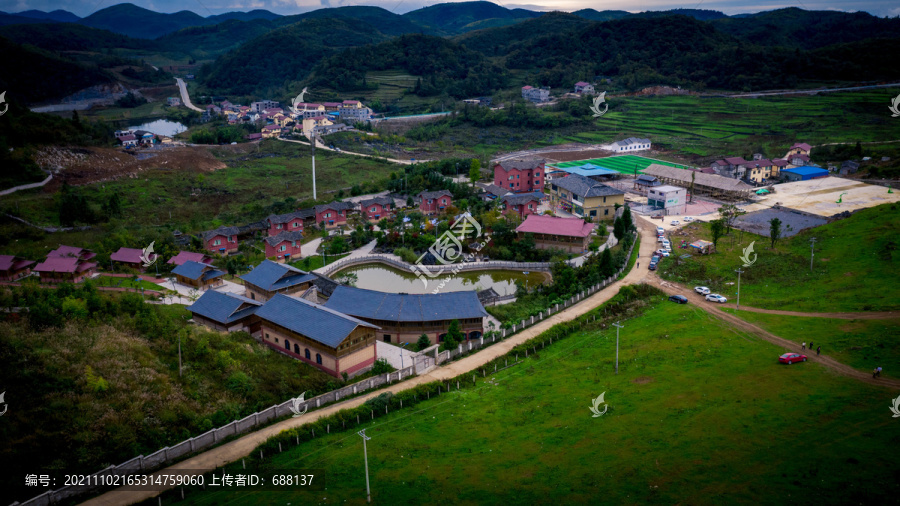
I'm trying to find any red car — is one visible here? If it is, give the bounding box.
[779,352,807,365]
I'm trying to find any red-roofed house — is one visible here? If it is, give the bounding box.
[261,124,282,139]
[48,245,96,261]
[515,214,595,254]
[322,102,342,111]
[34,256,97,283]
[787,143,812,157]
[341,100,362,108]
[574,81,595,94]
[118,134,138,147]
[110,247,148,270]
[167,251,213,266]
[0,255,36,281]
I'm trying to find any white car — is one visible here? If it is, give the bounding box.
[670,220,681,226]
[655,249,670,257]
[684,217,694,222]
[656,226,665,235]
[694,286,711,295]
[661,239,671,248]
[658,235,667,243]
[706,294,727,303]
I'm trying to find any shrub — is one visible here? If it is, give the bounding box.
[372,358,393,375]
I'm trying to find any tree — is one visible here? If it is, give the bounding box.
[710,219,725,249]
[718,204,744,234]
[406,195,414,207]
[689,171,696,203]
[622,205,634,232]
[441,319,464,351]
[769,217,783,249]
[613,216,625,240]
[469,159,481,189]
[416,333,431,351]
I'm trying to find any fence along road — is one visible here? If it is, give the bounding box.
[76,223,655,506]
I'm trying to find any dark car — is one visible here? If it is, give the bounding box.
[648,262,657,271]
[668,295,688,304]
[651,255,661,263]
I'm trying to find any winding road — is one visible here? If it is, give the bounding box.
[175,78,203,112]
[78,215,899,506]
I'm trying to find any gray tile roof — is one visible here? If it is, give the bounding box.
[314,201,357,214]
[482,184,511,198]
[614,137,650,147]
[496,158,545,171]
[187,290,261,324]
[417,190,452,200]
[240,259,314,291]
[323,286,488,322]
[359,196,394,207]
[500,192,544,206]
[255,293,378,348]
[172,260,223,281]
[201,226,240,241]
[264,231,304,247]
[311,273,339,298]
[267,211,307,224]
[553,174,624,198]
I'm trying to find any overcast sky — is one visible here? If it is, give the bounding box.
[2,0,897,19]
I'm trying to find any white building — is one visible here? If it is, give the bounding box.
[647,185,686,215]
[606,137,652,153]
[574,81,595,94]
[251,100,280,113]
[521,86,550,103]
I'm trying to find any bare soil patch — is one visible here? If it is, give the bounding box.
[632,376,654,384]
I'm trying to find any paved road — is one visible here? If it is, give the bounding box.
[175,78,203,112]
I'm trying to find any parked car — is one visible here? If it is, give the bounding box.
[655,249,670,257]
[651,255,661,263]
[668,294,688,304]
[670,220,681,226]
[656,226,665,235]
[705,294,727,303]
[648,262,657,271]
[657,235,667,243]
[684,216,694,222]
[694,286,711,295]
[779,352,807,364]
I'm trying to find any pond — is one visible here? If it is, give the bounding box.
[127,119,187,137]
[333,263,549,295]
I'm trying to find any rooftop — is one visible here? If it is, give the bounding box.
[418,190,453,200]
[172,260,224,281]
[188,290,261,325]
[516,214,594,238]
[553,173,624,198]
[323,286,488,323]
[201,226,240,241]
[264,231,304,246]
[110,247,144,264]
[359,196,395,207]
[255,293,377,348]
[495,159,544,171]
[167,251,212,266]
[0,255,35,271]
[240,259,314,291]
[782,166,829,176]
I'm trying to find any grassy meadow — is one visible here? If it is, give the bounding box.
[149,294,900,505]
[657,203,900,312]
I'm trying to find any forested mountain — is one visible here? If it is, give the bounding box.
[570,9,631,22]
[282,6,430,35]
[711,7,900,49]
[205,9,280,23]
[78,3,213,39]
[307,33,508,98]
[455,12,594,57]
[0,23,153,51]
[402,1,539,34]
[12,9,81,22]
[156,19,277,55]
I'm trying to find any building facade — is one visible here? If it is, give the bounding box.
[418,190,453,215]
[647,185,687,215]
[516,214,595,254]
[359,196,395,222]
[549,174,624,220]
[493,159,545,193]
[265,231,304,262]
[202,226,240,255]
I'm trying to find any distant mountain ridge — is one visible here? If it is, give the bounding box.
[13,9,81,22]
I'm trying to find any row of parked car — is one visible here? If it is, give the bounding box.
[667,286,728,304]
[650,226,672,271]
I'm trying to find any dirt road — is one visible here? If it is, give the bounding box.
[717,305,898,320]
[176,78,203,112]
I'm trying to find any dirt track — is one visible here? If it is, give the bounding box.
[79,215,899,506]
[717,305,899,320]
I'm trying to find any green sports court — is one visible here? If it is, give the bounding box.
[548,154,688,176]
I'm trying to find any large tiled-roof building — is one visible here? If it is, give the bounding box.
[516,214,595,254]
[549,173,624,220]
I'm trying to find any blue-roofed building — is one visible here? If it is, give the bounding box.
[187,290,262,332]
[256,294,380,378]
[240,260,316,301]
[781,166,829,182]
[172,260,226,290]
[323,286,488,346]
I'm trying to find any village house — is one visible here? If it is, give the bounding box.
[787,142,812,157]
[338,100,372,123]
[359,196,395,222]
[642,164,755,200]
[240,260,319,301]
[499,193,543,218]
[418,190,453,215]
[574,81,595,94]
[188,290,262,333]
[315,201,357,228]
[257,293,380,378]
[0,255,36,281]
[323,286,488,346]
[606,137,651,153]
[787,153,811,167]
[167,251,213,267]
[521,85,550,103]
[493,158,545,193]
[633,174,662,194]
[743,159,775,183]
[251,100,279,113]
[295,103,326,119]
[110,247,149,271]
[515,214,595,254]
[550,173,624,220]
[172,260,225,290]
[118,134,138,148]
[840,160,860,175]
[710,157,750,179]
[167,97,181,106]
[480,184,511,201]
[267,211,307,236]
[202,226,240,255]
[33,256,97,284]
[265,231,304,262]
[261,124,282,138]
[322,102,342,111]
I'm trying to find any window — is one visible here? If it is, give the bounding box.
[229,236,235,242]
[293,222,300,228]
[316,353,322,365]
[371,207,377,212]
[604,209,609,215]
[277,224,283,229]
[441,199,446,205]
[292,241,297,247]
[294,343,299,354]
[214,239,221,246]
[265,332,269,339]
[285,339,290,350]
[279,245,286,251]
[305,348,310,360]
[383,334,391,342]
[326,212,331,218]
[590,210,597,217]
[251,293,255,300]
[275,337,279,343]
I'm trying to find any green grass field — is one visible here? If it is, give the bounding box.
[93,275,166,291]
[153,297,900,505]
[729,311,900,373]
[657,203,900,312]
[549,154,687,175]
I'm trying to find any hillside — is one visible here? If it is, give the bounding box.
[78,3,212,39]
[12,9,80,22]
[402,1,538,34]
[570,8,631,21]
[156,19,277,56]
[285,6,431,36]
[455,12,594,57]
[205,9,280,23]
[0,22,152,51]
[711,7,900,49]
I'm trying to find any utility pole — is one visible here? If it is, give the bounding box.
[735,268,744,311]
[358,429,372,503]
[178,332,183,378]
[311,131,317,200]
[612,322,623,374]
[809,237,816,272]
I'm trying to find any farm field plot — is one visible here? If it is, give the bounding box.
[157,300,900,506]
[549,154,686,175]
